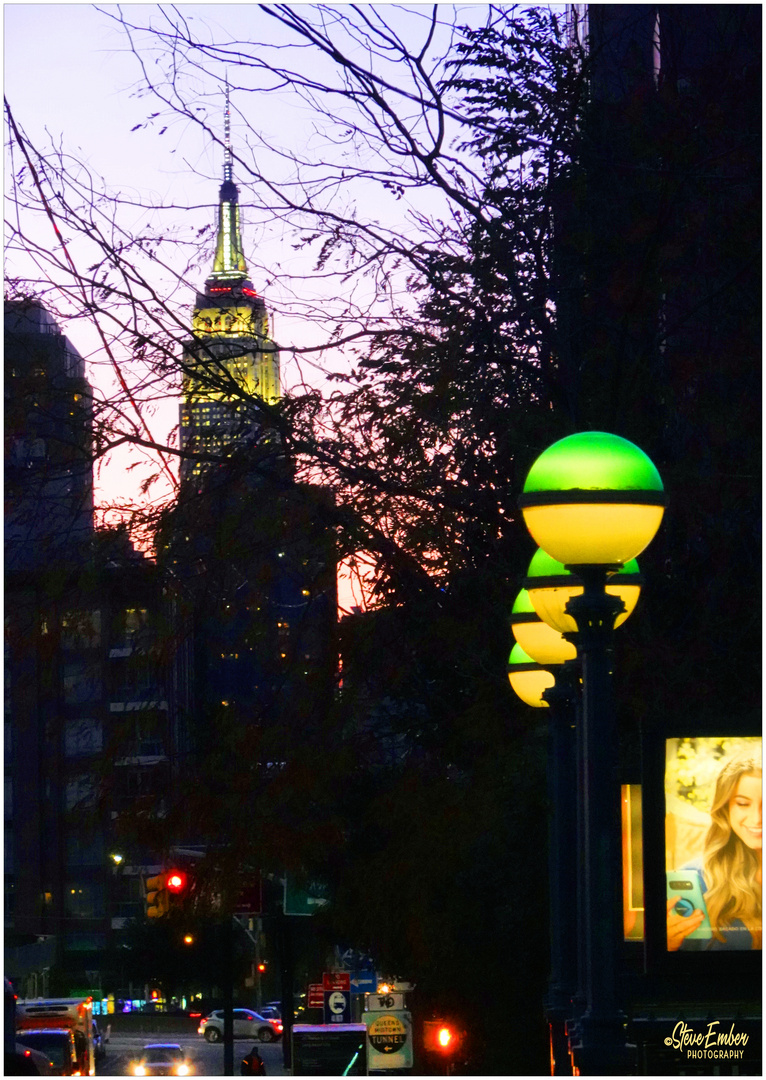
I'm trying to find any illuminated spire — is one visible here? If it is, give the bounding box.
[210,81,248,282]
[223,79,233,184]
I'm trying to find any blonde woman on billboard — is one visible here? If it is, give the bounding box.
[668,750,762,951]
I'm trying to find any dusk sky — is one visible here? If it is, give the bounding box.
[5,3,489,606]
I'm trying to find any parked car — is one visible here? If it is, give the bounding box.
[131,1042,193,1076]
[198,1009,282,1043]
[15,1029,78,1075]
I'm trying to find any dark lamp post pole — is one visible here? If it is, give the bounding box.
[563,568,631,1075]
[541,662,579,1076]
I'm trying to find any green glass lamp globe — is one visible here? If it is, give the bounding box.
[525,548,642,636]
[519,432,665,565]
[510,589,576,665]
[507,641,557,708]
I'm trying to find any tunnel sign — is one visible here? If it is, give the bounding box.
[366,1011,412,1070]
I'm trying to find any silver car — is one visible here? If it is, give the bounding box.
[198,1008,282,1043]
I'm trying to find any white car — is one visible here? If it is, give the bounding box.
[198,1008,282,1043]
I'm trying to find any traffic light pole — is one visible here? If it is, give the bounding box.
[278,908,295,1073]
[223,915,234,1076]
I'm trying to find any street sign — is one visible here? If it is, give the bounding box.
[323,972,351,992]
[365,1010,413,1070]
[307,984,324,1009]
[284,875,329,916]
[367,992,404,1011]
[323,990,351,1024]
[233,873,262,914]
[349,970,377,994]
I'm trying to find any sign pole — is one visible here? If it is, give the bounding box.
[279,909,295,1072]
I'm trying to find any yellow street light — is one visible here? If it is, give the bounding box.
[507,642,557,708]
[510,588,576,665]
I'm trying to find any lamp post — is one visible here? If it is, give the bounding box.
[519,432,665,1076]
[508,604,578,1076]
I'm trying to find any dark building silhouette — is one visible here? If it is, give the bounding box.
[5,299,94,574]
[4,303,177,998]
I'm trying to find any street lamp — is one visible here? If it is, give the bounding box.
[510,588,576,665]
[506,642,557,708]
[518,432,665,1076]
[518,431,664,566]
[524,548,642,637]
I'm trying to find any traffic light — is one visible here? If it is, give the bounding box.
[257,962,266,973]
[166,869,188,896]
[145,874,169,918]
[423,1020,462,1055]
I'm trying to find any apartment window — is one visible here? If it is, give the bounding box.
[65,882,104,918]
[62,663,101,706]
[64,775,97,811]
[61,610,101,650]
[64,718,103,758]
[65,833,104,867]
[64,932,106,952]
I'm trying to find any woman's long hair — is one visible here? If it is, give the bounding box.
[703,751,762,948]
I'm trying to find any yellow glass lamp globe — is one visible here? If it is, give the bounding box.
[525,548,642,636]
[519,432,665,565]
[507,642,557,708]
[510,589,576,665]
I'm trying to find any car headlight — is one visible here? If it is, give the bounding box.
[176,1065,191,1076]
[133,1067,146,1077]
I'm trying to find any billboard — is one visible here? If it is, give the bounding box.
[665,736,761,952]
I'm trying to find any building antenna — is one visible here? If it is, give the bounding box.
[223,77,233,183]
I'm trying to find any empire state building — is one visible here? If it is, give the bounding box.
[179,97,280,486]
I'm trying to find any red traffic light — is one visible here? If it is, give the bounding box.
[257,962,266,973]
[423,1020,462,1055]
[166,870,188,894]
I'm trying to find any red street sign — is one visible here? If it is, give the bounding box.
[307,984,324,1008]
[323,971,350,992]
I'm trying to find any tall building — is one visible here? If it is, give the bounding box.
[179,91,280,487]
[5,302,177,999]
[5,299,94,574]
[164,97,337,834]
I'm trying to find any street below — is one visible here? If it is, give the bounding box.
[97,1032,285,1076]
